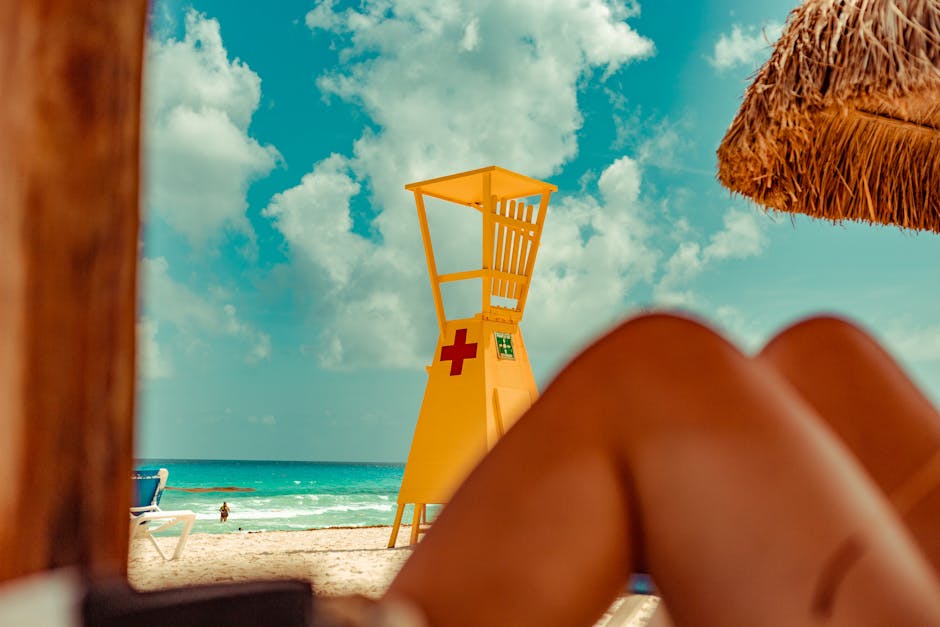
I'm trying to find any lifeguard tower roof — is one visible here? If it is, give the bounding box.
[405,166,557,207]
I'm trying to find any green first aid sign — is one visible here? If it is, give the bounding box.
[494,332,515,360]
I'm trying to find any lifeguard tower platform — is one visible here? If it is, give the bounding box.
[388,166,556,547]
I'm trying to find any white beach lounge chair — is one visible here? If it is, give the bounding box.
[129,468,196,560]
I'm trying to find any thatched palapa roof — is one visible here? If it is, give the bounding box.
[717,0,940,233]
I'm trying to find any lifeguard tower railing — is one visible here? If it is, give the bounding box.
[406,166,557,332]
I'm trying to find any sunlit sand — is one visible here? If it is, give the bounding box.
[128,526,661,626]
[129,526,411,599]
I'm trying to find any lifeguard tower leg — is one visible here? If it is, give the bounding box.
[409,505,425,545]
[387,313,940,627]
[387,505,405,548]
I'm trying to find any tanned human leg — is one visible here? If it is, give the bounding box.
[386,313,940,627]
[759,315,940,574]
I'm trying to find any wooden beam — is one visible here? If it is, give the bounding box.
[438,269,528,285]
[491,211,536,232]
[0,0,146,582]
[438,269,485,283]
[481,174,494,313]
[414,192,448,336]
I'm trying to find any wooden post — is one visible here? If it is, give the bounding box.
[387,505,406,548]
[410,505,425,545]
[414,192,448,337]
[0,0,146,581]
[480,174,493,312]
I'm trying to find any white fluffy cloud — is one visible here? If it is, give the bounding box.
[266,0,654,369]
[710,305,767,354]
[264,154,368,288]
[708,22,783,70]
[524,156,659,357]
[883,322,940,363]
[654,208,770,305]
[528,162,771,364]
[145,10,280,245]
[138,317,173,380]
[308,0,652,185]
[140,257,272,373]
[269,1,774,372]
[705,207,769,260]
[264,154,427,369]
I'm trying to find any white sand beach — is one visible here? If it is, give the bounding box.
[128,526,662,626]
[129,526,411,598]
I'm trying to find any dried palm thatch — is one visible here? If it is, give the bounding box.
[717,0,940,232]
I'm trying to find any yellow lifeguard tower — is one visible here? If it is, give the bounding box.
[388,166,556,547]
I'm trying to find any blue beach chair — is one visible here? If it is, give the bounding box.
[129,468,196,560]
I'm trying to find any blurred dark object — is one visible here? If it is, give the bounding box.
[82,579,314,627]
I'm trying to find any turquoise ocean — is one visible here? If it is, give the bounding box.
[137,459,413,535]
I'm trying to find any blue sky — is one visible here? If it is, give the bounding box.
[138,0,940,463]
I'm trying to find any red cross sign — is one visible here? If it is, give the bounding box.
[440,328,478,376]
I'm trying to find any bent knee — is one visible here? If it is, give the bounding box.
[542,311,783,444]
[562,311,748,401]
[759,315,877,365]
[600,311,741,361]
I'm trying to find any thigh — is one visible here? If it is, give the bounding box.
[758,315,940,573]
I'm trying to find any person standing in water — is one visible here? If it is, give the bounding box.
[219,501,230,523]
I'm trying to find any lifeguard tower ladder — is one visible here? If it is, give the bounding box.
[388,166,556,547]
